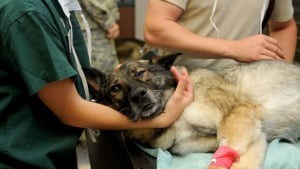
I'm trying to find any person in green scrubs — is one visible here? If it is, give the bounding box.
[0,0,193,168]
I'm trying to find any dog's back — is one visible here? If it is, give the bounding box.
[222,60,300,142]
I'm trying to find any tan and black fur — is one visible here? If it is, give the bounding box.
[85,58,300,169]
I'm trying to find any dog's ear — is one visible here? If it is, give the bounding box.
[83,68,107,103]
[140,45,182,70]
[155,52,182,70]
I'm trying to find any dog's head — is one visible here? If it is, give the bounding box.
[105,60,177,121]
[85,53,181,121]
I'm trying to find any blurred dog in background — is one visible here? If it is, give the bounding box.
[115,38,145,63]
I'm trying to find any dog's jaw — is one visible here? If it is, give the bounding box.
[127,87,169,121]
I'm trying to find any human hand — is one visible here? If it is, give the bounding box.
[229,34,286,62]
[114,64,121,70]
[158,66,194,127]
[106,23,120,39]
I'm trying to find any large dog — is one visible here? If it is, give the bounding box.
[84,57,300,169]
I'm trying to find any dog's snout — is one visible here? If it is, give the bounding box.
[130,86,147,103]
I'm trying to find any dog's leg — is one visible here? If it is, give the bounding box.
[171,136,218,155]
[208,103,265,169]
[150,127,177,150]
[231,133,267,169]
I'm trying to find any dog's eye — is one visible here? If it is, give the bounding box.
[110,85,121,93]
[135,70,145,78]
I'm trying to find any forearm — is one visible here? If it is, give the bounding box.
[144,0,233,59]
[144,20,286,62]
[144,0,286,62]
[61,99,140,129]
[64,75,191,130]
[144,20,233,59]
[38,75,192,130]
[60,98,179,130]
[269,19,298,62]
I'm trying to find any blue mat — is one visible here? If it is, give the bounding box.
[136,139,300,169]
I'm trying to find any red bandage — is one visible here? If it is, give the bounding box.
[209,146,240,169]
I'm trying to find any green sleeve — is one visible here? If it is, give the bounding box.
[3,11,77,95]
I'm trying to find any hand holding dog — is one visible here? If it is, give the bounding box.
[158,66,194,127]
[226,34,286,62]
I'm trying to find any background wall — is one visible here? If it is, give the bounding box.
[135,0,148,40]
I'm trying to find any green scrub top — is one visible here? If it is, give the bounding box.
[0,0,90,168]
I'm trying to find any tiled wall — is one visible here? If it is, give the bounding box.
[294,1,300,62]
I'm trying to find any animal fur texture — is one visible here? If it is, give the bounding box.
[85,59,300,169]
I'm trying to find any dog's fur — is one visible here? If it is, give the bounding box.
[85,58,300,169]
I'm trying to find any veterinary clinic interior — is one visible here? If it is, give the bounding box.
[75,1,300,169]
[2,0,297,169]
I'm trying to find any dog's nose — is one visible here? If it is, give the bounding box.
[130,86,147,103]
